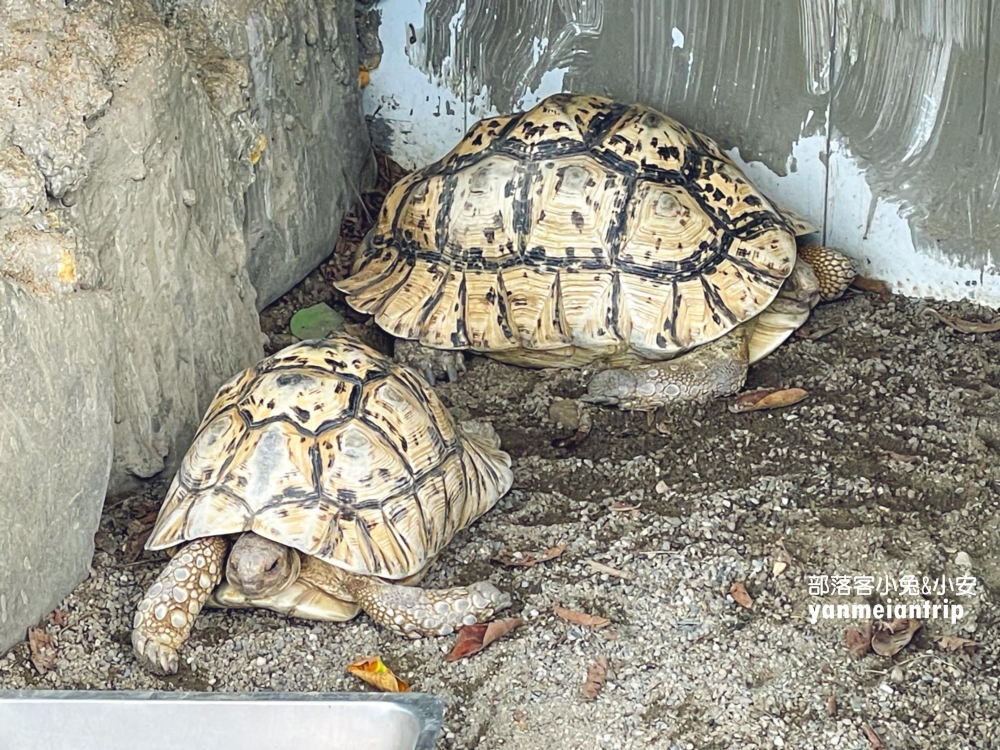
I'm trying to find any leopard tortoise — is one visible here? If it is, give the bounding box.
[132,334,513,675]
[335,93,856,411]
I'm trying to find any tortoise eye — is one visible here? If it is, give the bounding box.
[266,560,279,572]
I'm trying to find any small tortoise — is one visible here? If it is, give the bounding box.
[132,334,513,675]
[335,93,856,410]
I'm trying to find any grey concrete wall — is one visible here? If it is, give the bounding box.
[830,0,999,275]
[363,0,1000,307]
[0,0,370,655]
[193,0,376,309]
[0,279,115,660]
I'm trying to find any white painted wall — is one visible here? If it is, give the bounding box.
[730,139,1000,306]
[362,0,1000,308]
[362,0,468,169]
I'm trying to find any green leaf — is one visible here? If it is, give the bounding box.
[290,303,344,341]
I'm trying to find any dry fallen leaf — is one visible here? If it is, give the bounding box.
[937,635,979,654]
[330,236,362,281]
[27,627,57,675]
[444,617,523,662]
[610,501,640,513]
[553,605,611,629]
[885,451,918,464]
[586,560,635,580]
[46,609,69,628]
[358,66,371,88]
[445,625,489,662]
[482,617,522,645]
[826,695,837,717]
[346,655,410,692]
[551,404,593,449]
[581,656,608,701]
[324,151,408,286]
[862,723,887,750]
[493,544,566,568]
[796,323,840,340]
[852,276,891,297]
[926,308,1000,334]
[846,623,874,659]
[728,387,809,413]
[552,427,592,449]
[871,618,921,657]
[123,507,160,563]
[729,581,754,609]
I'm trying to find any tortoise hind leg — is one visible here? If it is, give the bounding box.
[581,325,752,410]
[343,573,511,638]
[394,338,467,385]
[131,536,228,675]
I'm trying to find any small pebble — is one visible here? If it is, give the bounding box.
[548,399,580,430]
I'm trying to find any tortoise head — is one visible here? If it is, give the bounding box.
[769,256,822,316]
[226,532,301,598]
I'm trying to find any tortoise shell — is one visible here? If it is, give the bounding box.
[336,93,799,366]
[144,335,513,580]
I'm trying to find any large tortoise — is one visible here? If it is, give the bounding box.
[335,93,856,410]
[132,334,513,675]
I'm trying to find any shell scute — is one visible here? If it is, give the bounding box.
[145,336,513,579]
[336,93,799,363]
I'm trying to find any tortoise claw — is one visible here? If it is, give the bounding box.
[130,536,227,676]
[394,339,466,385]
[131,629,179,676]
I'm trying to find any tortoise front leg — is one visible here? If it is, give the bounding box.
[131,537,228,675]
[343,573,511,638]
[582,325,752,410]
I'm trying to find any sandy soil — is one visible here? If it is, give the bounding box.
[2,159,999,750]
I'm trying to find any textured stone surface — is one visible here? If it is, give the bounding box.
[0,0,370,654]
[194,0,376,309]
[71,2,267,487]
[241,0,375,309]
[0,279,115,655]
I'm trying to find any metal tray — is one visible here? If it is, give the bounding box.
[0,690,444,750]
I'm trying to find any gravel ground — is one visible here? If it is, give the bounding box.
[3,167,1000,748]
